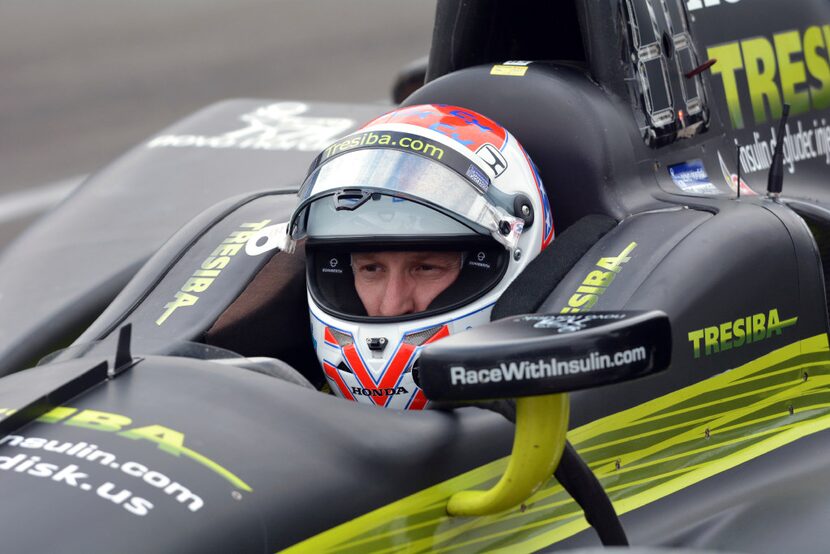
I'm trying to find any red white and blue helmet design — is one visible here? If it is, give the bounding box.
[287,104,554,409]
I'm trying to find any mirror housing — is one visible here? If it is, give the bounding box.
[420,311,671,401]
[419,311,671,517]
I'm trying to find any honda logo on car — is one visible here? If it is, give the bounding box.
[450,346,648,386]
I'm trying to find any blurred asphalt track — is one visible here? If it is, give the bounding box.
[0,0,436,248]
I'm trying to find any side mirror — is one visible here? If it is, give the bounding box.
[419,311,671,517]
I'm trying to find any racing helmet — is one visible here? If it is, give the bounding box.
[287,104,554,409]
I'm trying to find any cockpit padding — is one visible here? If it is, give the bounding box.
[204,243,324,388]
[492,214,617,320]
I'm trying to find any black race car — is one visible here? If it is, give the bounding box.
[1,1,830,552]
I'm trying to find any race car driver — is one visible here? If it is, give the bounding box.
[286,104,554,410]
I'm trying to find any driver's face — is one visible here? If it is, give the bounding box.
[352,251,462,317]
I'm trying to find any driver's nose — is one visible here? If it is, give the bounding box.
[377,270,416,317]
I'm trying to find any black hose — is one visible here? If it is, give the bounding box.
[554,441,628,546]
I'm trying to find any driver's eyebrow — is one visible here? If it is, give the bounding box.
[351,253,380,264]
[414,252,463,265]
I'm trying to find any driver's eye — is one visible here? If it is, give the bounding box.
[412,263,453,280]
[355,263,385,279]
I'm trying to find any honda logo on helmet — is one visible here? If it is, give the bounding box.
[351,386,410,397]
[476,143,508,177]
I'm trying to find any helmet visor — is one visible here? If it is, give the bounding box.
[305,193,478,242]
[290,149,524,249]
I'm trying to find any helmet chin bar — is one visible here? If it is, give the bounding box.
[418,311,671,536]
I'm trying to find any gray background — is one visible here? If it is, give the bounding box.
[0,0,436,245]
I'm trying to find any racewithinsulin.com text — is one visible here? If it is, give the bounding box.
[450,346,647,385]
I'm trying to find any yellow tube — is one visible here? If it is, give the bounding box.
[447,393,570,517]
